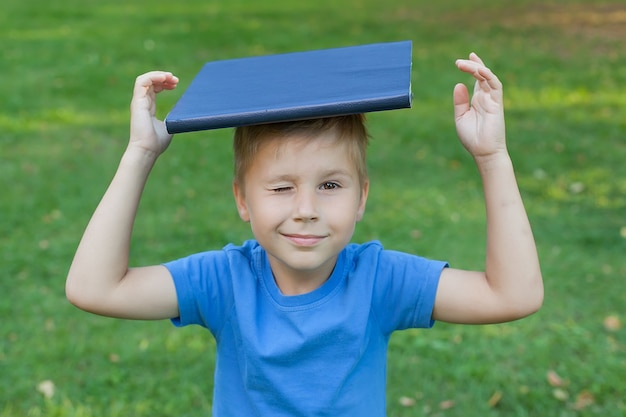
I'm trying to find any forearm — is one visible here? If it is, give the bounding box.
[477,151,543,314]
[66,146,158,308]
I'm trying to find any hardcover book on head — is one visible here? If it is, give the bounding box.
[165,41,413,134]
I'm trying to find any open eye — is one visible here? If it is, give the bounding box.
[320,182,339,190]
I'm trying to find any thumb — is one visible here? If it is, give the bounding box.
[453,83,470,121]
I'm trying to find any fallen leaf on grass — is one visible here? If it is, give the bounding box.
[42,209,62,224]
[439,400,455,410]
[398,396,416,407]
[487,390,503,408]
[410,229,422,240]
[139,338,150,351]
[568,182,585,194]
[37,380,55,399]
[547,370,565,387]
[573,390,594,410]
[552,388,569,402]
[44,318,55,331]
[603,315,621,332]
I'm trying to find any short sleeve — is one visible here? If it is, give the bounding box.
[369,248,447,334]
[164,250,234,335]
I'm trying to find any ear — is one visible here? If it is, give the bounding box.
[356,179,369,221]
[232,181,250,222]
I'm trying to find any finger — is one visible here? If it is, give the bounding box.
[457,60,502,92]
[468,53,489,89]
[159,73,179,90]
[469,52,485,66]
[474,66,502,91]
[133,71,178,97]
[455,59,486,82]
[134,71,165,96]
[453,83,470,121]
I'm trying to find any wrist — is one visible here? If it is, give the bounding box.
[121,144,160,170]
[474,150,513,175]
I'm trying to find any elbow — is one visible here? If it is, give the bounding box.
[510,275,544,320]
[519,292,543,319]
[528,284,544,316]
[65,274,97,313]
[490,272,544,323]
[527,271,544,315]
[65,276,85,310]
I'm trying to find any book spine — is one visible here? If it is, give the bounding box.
[165,94,411,134]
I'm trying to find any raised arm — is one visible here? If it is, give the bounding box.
[66,72,180,320]
[432,54,543,324]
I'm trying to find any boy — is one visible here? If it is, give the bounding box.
[66,53,543,416]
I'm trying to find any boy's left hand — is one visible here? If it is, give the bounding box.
[453,53,506,161]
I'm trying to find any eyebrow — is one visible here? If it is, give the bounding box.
[318,168,354,179]
[265,169,354,183]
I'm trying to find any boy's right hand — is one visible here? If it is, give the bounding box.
[66,71,181,320]
[129,71,179,157]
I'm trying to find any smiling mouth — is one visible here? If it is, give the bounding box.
[282,234,326,247]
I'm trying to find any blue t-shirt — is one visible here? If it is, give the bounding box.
[165,240,446,417]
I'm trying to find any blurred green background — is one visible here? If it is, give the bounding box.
[1,0,625,416]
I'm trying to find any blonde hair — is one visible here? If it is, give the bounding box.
[233,115,369,187]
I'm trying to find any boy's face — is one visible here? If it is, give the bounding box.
[233,131,369,295]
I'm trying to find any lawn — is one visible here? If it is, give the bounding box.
[1,0,625,416]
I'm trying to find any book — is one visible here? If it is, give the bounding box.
[165,40,413,134]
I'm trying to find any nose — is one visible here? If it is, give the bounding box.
[293,188,319,222]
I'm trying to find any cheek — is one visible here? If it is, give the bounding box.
[247,198,287,226]
[327,197,363,224]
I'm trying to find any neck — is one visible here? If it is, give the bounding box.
[268,256,337,296]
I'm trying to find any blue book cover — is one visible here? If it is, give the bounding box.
[165,41,413,134]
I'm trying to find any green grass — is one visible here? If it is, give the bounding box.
[2,0,625,415]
